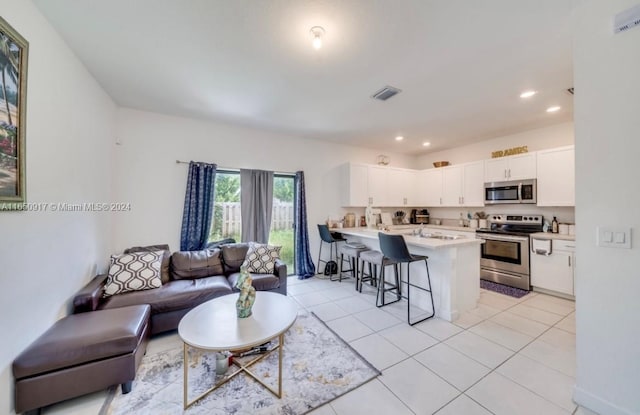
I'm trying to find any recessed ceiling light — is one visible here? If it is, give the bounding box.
[395,136,404,141]
[546,106,561,113]
[423,142,431,147]
[520,90,537,98]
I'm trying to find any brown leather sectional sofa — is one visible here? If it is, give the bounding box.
[72,243,288,334]
[13,243,287,414]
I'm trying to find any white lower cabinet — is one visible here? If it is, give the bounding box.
[530,238,575,297]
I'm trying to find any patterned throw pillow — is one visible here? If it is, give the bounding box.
[103,251,164,297]
[241,243,282,273]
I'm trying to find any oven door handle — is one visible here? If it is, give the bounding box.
[477,234,528,243]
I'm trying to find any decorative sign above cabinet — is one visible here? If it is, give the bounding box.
[492,146,528,158]
[376,155,390,165]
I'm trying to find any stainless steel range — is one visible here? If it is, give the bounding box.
[476,214,543,290]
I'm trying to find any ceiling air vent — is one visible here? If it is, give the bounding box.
[566,87,574,95]
[371,85,402,101]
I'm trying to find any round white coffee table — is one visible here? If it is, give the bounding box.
[178,291,298,409]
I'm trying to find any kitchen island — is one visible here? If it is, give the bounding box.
[332,227,483,322]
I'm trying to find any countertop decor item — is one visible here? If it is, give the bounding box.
[376,155,390,165]
[433,161,450,168]
[235,267,256,318]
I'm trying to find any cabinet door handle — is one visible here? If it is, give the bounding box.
[569,256,572,267]
[504,169,507,178]
[440,197,442,205]
[461,196,464,204]
[508,168,511,178]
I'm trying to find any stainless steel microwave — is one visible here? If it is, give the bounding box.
[484,179,537,204]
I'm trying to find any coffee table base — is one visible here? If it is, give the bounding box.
[183,333,284,410]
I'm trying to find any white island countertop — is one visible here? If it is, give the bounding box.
[328,226,482,322]
[333,227,483,250]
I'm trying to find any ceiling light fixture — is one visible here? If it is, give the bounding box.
[520,90,537,98]
[546,106,561,113]
[423,142,431,147]
[310,26,325,50]
[395,136,404,141]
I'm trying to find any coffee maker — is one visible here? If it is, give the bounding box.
[410,208,430,224]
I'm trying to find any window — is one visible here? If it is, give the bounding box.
[208,171,296,271]
[269,175,295,270]
[209,171,241,242]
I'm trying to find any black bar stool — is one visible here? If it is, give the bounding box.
[317,224,346,276]
[338,244,369,283]
[358,250,382,292]
[377,232,435,325]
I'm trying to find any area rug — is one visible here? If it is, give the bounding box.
[480,279,530,299]
[101,311,380,415]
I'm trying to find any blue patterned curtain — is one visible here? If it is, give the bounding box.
[294,171,316,279]
[180,162,217,251]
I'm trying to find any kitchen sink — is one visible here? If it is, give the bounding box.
[404,231,464,240]
[424,234,464,240]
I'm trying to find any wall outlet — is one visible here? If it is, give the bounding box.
[597,226,632,249]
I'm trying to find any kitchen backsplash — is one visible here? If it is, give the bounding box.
[334,205,575,228]
[428,206,575,224]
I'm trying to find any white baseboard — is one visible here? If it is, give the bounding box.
[574,385,636,415]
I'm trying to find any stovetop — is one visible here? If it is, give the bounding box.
[475,214,543,236]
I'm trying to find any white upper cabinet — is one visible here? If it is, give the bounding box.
[418,168,443,206]
[536,145,575,206]
[388,168,417,207]
[484,153,536,182]
[462,161,485,206]
[439,161,485,207]
[441,166,463,206]
[341,163,369,207]
[367,165,389,206]
[341,163,418,207]
[341,145,572,208]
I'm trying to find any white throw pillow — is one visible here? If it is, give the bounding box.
[242,243,282,274]
[103,251,163,297]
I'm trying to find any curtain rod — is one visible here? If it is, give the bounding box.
[175,160,295,176]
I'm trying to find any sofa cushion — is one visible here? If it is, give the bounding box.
[104,251,163,297]
[228,272,281,292]
[124,244,171,284]
[13,305,150,380]
[99,276,233,314]
[170,249,224,280]
[221,243,250,273]
[242,243,282,273]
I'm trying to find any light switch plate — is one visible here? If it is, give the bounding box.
[597,226,632,249]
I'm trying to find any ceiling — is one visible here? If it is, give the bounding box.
[34,0,575,155]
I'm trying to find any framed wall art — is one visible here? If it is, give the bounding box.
[0,17,28,209]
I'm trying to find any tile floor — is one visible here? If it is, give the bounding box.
[41,275,594,415]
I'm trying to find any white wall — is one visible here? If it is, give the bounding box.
[0,1,116,414]
[573,1,640,414]
[111,108,417,255]
[416,122,574,168]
